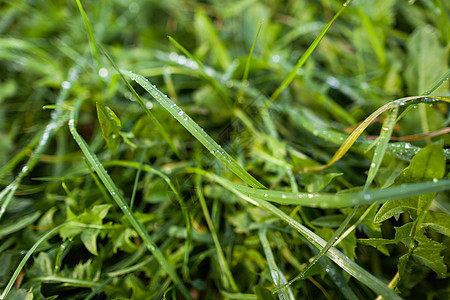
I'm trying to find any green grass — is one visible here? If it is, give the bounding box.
[1,0,449,299]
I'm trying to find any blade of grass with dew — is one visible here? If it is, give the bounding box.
[195,174,238,292]
[68,109,193,300]
[99,45,182,159]
[284,100,450,163]
[236,22,263,102]
[75,0,100,65]
[279,106,400,291]
[0,66,80,221]
[0,222,69,300]
[259,226,294,300]
[74,0,182,159]
[235,179,450,208]
[131,72,265,189]
[267,0,353,107]
[187,168,402,300]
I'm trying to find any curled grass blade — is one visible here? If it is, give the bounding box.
[68,109,192,300]
[131,72,266,189]
[187,169,402,300]
[304,96,450,171]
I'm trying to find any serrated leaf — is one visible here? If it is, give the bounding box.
[81,229,100,255]
[375,144,445,223]
[359,223,415,254]
[96,102,122,154]
[109,227,138,253]
[374,198,417,223]
[422,211,450,237]
[413,229,447,278]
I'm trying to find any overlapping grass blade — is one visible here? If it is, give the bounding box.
[75,0,181,159]
[0,66,79,221]
[187,169,402,300]
[68,109,192,300]
[0,222,68,300]
[131,72,266,189]
[195,174,239,292]
[278,106,400,291]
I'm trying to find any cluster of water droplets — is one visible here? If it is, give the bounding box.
[168,52,199,70]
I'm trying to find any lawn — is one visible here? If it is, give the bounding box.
[0,0,449,299]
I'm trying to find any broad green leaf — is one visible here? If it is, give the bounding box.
[360,223,415,249]
[301,172,342,193]
[96,102,122,154]
[374,198,418,223]
[413,229,447,278]
[109,227,138,253]
[375,144,445,223]
[81,229,100,256]
[422,212,450,237]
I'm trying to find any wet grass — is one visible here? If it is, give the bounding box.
[0,0,449,299]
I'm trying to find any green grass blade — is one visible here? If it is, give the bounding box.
[236,22,263,103]
[0,66,79,221]
[68,109,193,300]
[364,106,399,191]
[75,0,100,65]
[131,72,266,189]
[0,222,69,300]
[259,226,294,300]
[236,179,450,208]
[195,174,238,292]
[282,107,400,291]
[267,0,352,106]
[305,96,450,171]
[191,169,402,300]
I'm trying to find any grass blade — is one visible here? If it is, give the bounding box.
[267,0,353,106]
[236,22,263,103]
[259,226,294,300]
[131,72,266,189]
[189,169,402,300]
[0,222,69,300]
[68,108,192,300]
[236,179,450,208]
